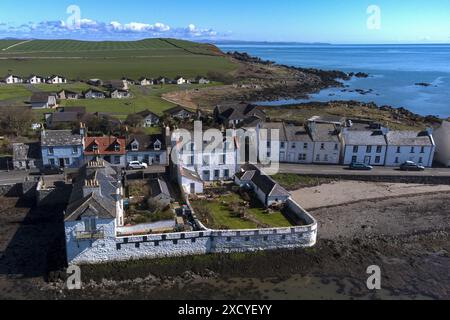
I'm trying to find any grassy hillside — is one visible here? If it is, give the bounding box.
[0,38,236,80]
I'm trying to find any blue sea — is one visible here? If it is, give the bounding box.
[217,44,450,118]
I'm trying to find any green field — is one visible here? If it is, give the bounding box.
[0,38,236,80]
[0,81,219,121]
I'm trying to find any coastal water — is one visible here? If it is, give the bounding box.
[217,44,450,118]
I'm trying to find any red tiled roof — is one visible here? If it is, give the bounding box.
[84,136,126,155]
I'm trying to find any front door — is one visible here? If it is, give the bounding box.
[288,153,295,163]
[364,156,371,165]
[190,183,196,194]
[59,158,65,168]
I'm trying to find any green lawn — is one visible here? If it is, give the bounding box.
[272,173,335,190]
[191,193,292,230]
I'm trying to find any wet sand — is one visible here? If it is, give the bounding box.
[0,190,449,300]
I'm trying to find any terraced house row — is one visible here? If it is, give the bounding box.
[261,116,436,168]
[38,125,168,169]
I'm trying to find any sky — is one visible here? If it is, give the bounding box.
[0,0,450,43]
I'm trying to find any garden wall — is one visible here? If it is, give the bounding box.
[67,197,317,265]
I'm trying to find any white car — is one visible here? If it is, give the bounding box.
[127,161,148,170]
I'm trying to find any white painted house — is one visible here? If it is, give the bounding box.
[178,166,204,195]
[308,121,341,164]
[30,92,58,109]
[64,160,125,264]
[175,76,187,85]
[385,130,435,167]
[4,74,23,84]
[430,121,450,167]
[26,75,44,84]
[171,130,240,184]
[235,167,290,208]
[46,75,67,84]
[341,128,388,166]
[138,77,154,86]
[110,89,131,99]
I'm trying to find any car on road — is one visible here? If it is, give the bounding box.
[399,161,425,172]
[40,165,64,175]
[349,162,373,171]
[127,161,148,170]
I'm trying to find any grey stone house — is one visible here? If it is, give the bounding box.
[12,142,41,170]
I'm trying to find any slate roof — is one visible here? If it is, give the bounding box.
[235,170,257,182]
[215,103,266,122]
[30,92,54,103]
[164,106,195,116]
[49,112,80,123]
[136,109,160,119]
[41,130,83,147]
[344,130,387,146]
[386,131,433,146]
[261,122,287,141]
[251,173,290,198]
[65,161,121,222]
[126,134,165,152]
[309,123,340,143]
[150,178,172,199]
[284,125,313,143]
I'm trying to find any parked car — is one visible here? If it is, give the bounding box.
[349,162,373,171]
[40,165,64,175]
[400,161,425,171]
[127,161,148,170]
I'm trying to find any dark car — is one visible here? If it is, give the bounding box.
[40,165,64,175]
[399,161,425,171]
[349,162,374,171]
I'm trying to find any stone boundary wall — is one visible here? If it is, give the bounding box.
[69,195,317,265]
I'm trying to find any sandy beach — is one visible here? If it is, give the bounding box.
[291,180,450,210]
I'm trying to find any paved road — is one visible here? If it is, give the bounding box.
[0,165,168,185]
[0,170,64,185]
[274,163,450,177]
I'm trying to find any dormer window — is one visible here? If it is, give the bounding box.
[154,140,161,151]
[114,144,121,152]
[131,142,139,151]
[92,144,98,152]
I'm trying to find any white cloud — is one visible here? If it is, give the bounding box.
[0,19,225,40]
